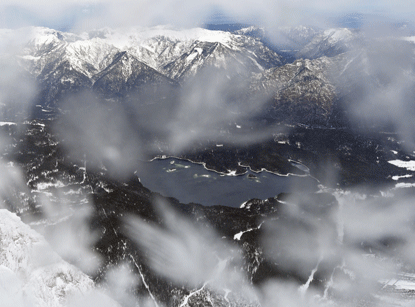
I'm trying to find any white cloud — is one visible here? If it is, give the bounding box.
[1,0,415,31]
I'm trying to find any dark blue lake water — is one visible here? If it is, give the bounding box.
[137,158,318,207]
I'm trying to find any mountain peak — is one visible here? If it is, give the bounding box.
[0,209,115,307]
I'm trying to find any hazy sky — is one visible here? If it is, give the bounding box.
[0,0,413,31]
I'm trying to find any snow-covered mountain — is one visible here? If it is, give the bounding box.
[250,56,337,124]
[296,27,359,59]
[2,25,352,125]
[0,209,118,307]
[273,25,322,51]
[90,26,285,72]
[19,26,284,78]
[92,51,178,100]
[162,39,278,81]
[10,26,285,108]
[3,24,415,131]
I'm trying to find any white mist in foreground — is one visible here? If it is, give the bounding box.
[3,185,415,306]
[121,191,415,306]
[124,200,257,301]
[0,209,119,307]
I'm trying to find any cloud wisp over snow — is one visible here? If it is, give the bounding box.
[2,1,415,307]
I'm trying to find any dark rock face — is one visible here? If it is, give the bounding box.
[37,59,93,108]
[248,56,338,126]
[93,51,179,100]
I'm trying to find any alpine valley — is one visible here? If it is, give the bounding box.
[1,24,415,306]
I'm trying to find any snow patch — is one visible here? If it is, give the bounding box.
[388,160,415,171]
[299,258,321,295]
[0,122,16,126]
[395,182,415,188]
[233,222,264,241]
[323,28,353,44]
[35,181,65,191]
[0,210,115,307]
[194,47,203,55]
[130,255,159,307]
[392,174,413,180]
[380,273,415,291]
[240,200,249,209]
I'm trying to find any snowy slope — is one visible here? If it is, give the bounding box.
[8,25,287,108]
[0,209,117,307]
[296,27,358,59]
[21,27,119,80]
[96,26,279,66]
[17,25,284,80]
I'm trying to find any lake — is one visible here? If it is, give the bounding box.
[136,158,319,207]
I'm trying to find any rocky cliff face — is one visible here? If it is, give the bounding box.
[92,51,178,100]
[16,26,285,111]
[249,56,337,125]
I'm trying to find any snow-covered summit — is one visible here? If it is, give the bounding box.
[7,24,285,105]
[323,28,354,45]
[84,25,240,49]
[296,27,359,59]
[0,209,117,307]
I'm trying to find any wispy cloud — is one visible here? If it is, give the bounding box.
[1,0,415,31]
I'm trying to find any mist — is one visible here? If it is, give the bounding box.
[1,0,415,306]
[1,0,415,31]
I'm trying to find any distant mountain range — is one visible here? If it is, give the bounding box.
[2,24,411,128]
